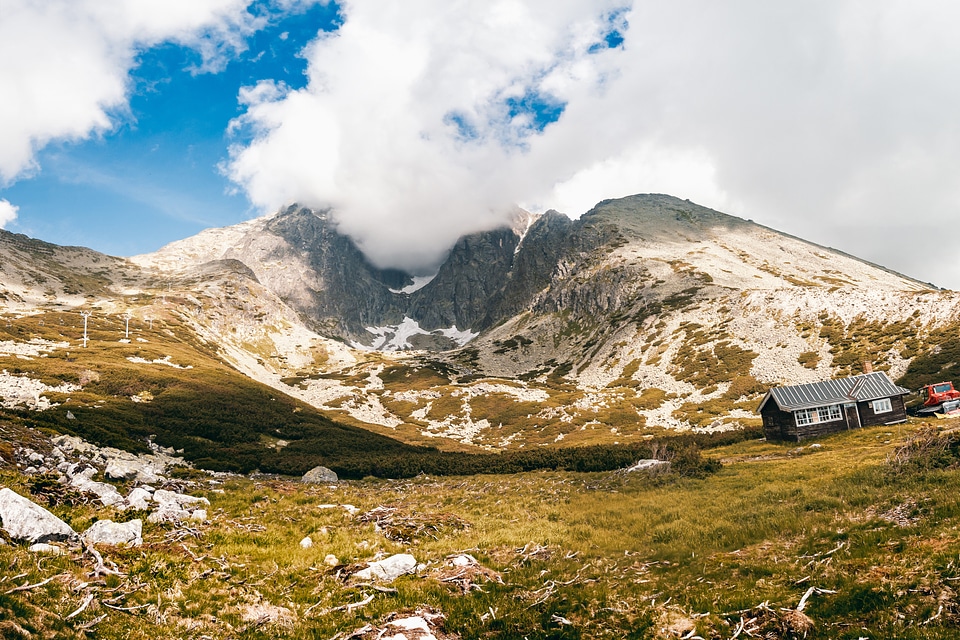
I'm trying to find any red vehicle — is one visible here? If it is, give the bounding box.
[916,381,960,415]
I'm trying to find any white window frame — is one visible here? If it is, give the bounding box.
[795,404,843,426]
[872,398,892,414]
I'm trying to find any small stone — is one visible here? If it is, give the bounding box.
[351,553,417,582]
[300,536,313,549]
[324,554,339,566]
[28,543,64,555]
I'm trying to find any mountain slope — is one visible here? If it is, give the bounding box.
[5,194,960,454]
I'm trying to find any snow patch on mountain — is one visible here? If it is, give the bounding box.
[360,317,477,350]
[390,275,436,295]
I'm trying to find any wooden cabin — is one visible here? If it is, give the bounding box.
[758,371,909,441]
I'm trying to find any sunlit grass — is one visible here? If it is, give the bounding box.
[4,419,960,637]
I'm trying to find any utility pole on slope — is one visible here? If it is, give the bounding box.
[80,311,91,348]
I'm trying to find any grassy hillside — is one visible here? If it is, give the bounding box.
[0,310,733,478]
[2,419,960,638]
[0,310,425,474]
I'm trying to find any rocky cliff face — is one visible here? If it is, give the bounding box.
[8,193,960,450]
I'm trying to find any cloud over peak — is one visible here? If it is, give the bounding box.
[225,0,629,271]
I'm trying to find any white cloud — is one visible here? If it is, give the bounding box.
[0,200,18,228]
[0,0,259,184]
[226,0,628,271]
[225,0,960,287]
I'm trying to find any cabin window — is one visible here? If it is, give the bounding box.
[794,404,842,426]
[872,398,892,414]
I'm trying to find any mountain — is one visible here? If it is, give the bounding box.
[3,194,960,460]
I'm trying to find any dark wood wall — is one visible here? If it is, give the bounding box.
[858,396,908,427]
[762,395,907,442]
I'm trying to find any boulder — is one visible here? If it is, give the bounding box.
[352,553,417,582]
[82,519,143,547]
[302,466,338,484]
[148,489,210,523]
[103,451,163,484]
[153,489,209,509]
[126,487,153,511]
[0,488,76,543]
[68,467,126,508]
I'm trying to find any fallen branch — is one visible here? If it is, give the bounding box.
[83,541,124,578]
[923,604,944,625]
[797,586,837,612]
[101,602,153,613]
[4,573,66,595]
[65,593,95,620]
[78,613,107,631]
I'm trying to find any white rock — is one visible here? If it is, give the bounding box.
[82,519,143,547]
[625,459,671,473]
[126,487,153,511]
[0,488,77,543]
[300,536,313,549]
[317,503,359,515]
[381,616,437,640]
[324,554,339,566]
[153,489,209,508]
[352,553,417,582]
[28,543,64,555]
[450,554,477,567]
[68,468,126,508]
[148,490,210,523]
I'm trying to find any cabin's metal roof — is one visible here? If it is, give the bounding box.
[757,371,910,413]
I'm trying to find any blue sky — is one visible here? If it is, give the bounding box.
[3,1,960,287]
[1,1,342,256]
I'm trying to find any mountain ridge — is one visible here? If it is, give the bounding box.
[3,193,960,453]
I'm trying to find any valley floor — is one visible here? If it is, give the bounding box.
[3,419,960,639]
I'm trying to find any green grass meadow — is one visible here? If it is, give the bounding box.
[3,420,960,638]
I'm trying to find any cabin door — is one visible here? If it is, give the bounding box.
[844,403,861,430]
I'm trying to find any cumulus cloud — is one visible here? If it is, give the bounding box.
[225,0,960,286]
[0,200,18,229]
[226,0,628,271]
[0,0,261,184]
